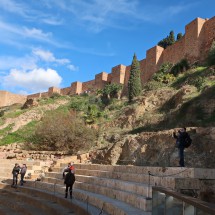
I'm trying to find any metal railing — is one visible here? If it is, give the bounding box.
[152,186,215,215]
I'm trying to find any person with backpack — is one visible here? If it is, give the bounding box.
[173,127,192,167]
[64,169,75,199]
[11,163,21,188]
[20,164,27,186]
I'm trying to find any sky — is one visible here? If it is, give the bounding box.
[0,0,214,95]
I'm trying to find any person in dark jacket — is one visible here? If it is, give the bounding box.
[64,169,75,199]
[20,164,27,185]
[173,127,189,167]
[11,163,20,187]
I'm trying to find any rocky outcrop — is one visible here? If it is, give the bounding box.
[92,127,215,168]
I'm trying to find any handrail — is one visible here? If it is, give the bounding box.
[153,186,215,214]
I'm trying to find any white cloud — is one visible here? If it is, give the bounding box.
[2,68,62,92]
[0,0,29,17]
[67,64,79,71]
[33,48,70,64]
[23,27,52,40]
[0,56,37,70]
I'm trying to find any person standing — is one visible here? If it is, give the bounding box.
[11,163,20,188]
[64,169,75,199]
[20,164,27,185]
[173,127,189,167]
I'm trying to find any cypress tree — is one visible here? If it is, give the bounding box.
[128,53,142,102]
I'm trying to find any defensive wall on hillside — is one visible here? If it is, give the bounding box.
[0,17,215,107]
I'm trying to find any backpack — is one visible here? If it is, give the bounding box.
[184,135,192,148]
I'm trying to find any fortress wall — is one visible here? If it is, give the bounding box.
[27,93,41,100]
[70,82,82,95]
[48,87,61,96]
[111,64,126,84]
[0,91,27,107]
[162,37,185,64]
[145,46,164,81]
[82,80,95,92]
[41,92,49,98]
[1,17,214,105]
[60,87,72,95]
[201,16,215,60]
[95,72,108,89]
[184,18,207,62]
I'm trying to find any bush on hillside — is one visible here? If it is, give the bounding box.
[27,110,97,153]
[143,80,165,91]
[207,41,215,66]
[97,83,123,105]
[153,63,175,84]
[170,59,190,76]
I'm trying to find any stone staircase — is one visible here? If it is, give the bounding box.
[0,157,214,215]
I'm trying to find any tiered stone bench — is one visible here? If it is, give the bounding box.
[42,163,215,214]
[1,158,215,215]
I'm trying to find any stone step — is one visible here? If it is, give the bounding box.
[42,176,152,209]
[0,183,89,215]
[3,180,152,215]
[62,164,215,179]
[45,170,201,190]
[74,181,152,211]
[43,174,152,197]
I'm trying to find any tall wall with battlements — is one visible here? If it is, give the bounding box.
[0,16,215,107]
[0,91,27,107]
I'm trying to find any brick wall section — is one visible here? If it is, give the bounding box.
[95,72,108,89]
[111,64,126,84]
[60,87,72,95]
[70,82,82,95]
[1,16,215,107]
[0,91,27,107]
[27,93,41,99]
[82,80,95,92]
[48,87,61,96]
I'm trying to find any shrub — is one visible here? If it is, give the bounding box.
[27,110,97,153]
[170,59,190,76]
[143,80,165,91]
[97,83,123,105]
[207,41,215,66]
[50,93,61,99]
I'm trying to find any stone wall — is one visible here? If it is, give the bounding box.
[0,91,27,107]
[1,16,215,107]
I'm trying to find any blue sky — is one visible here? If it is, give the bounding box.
[0,0,214,95]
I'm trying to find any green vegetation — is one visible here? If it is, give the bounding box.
[0,121,37,145]
[170,59,190,76]
[207,41,215,66]
[177,33,183,41]
[97,83,123,105]
[128,53,142,102]
[26,109,97,153]
[153,63,175,84]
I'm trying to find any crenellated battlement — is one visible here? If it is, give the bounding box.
[1,16,215,107]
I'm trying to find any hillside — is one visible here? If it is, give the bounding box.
[0,66,215,168]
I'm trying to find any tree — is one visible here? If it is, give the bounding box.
[158,31,176,49]
[169,31,175,45]
[177,33,183,41]
[207,41,215,66]
[128,53,142,102]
